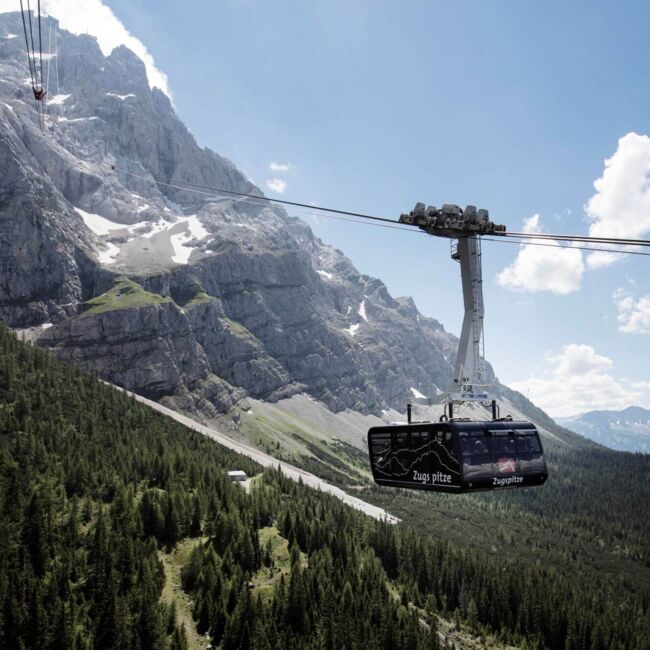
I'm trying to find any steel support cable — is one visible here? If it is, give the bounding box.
[54,23,59,95]
[20,1,44,129]
[37,0,43,92]
[112,166,417,233]
[113,174,645,251]
[208,190,419,233]
[19,0,36,87]
[112,166,650,251]
[36,0,44,130]
[44,22,52,118]
[26,1,37,85]
[112,166,399,226]
[483,237,650,258]
[287,210,418,233]
[226,196,418,233]
[504,231,650,247]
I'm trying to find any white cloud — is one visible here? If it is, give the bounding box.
[0,0,170,96]
[522,214,541,234]
[269,162,292,173]
[265,178,287,194]
[496,214,584,294]
[509,343,650,417]
[584,132,650,268]
[545,343,612,376]
[585,250,623,269]
[613,288,650,333]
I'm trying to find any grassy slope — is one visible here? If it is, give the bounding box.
[82,277,171,316]
[183,291,213,308]
[251,526,308,604]
[214,401,372,487]
[159,539,207,650]
[223,317,257,340]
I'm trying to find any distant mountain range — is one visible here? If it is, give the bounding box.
[558,406,650,453]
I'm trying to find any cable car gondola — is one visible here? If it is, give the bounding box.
[367,203,549,493]
[368,420,547,492]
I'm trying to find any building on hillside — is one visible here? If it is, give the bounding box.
[228,470,247,482]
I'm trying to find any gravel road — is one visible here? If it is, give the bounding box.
[129,390,399,524]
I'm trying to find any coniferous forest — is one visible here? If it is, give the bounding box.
[0,324,649,649]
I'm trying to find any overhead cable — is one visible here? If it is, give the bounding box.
[19,0,36,88]
[19,0,46,130]
[113,166,399,225]
[504,231,650,247]
[483,237,650,258]
[38,1,43,96]
[111,165,650,252]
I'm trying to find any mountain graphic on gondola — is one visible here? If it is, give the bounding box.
[373,437,461,479]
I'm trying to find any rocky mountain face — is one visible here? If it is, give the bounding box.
[0,13,560,430]
[558,406,650,453]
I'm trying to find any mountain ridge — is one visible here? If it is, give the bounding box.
[558,405,650,453]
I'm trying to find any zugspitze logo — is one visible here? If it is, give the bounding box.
[497,457,516,474]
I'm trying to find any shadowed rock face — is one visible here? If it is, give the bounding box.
[0,12,496,417]
[0,98,97,326]
[39,301,206,396]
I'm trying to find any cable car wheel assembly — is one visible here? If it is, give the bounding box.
[367,204,548,493]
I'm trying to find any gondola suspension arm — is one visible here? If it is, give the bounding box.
[399,203,507,408]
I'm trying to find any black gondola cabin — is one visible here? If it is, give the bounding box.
[368,420,547,492]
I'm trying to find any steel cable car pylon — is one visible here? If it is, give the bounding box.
[366,203,548,493]
[451,235,488,402]
[400,203,505,411]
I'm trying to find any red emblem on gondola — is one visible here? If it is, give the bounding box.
[497,457,516,474]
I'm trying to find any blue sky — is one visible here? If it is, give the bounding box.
[19,1,650,416]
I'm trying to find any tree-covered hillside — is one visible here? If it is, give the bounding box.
[0,325,648,649]
[366,436,650,594]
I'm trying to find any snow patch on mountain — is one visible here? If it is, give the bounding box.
[170,233,193,264]
[358,300,368,321]
[184,215,208,241]
[344,323,360,337]
[106,92,135,100]
[48,94,71,105]
[169,215,209,264]
[140,219,171,238]
[98,241,119,265]
[75,208,127,235]
[58,116,99,123]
